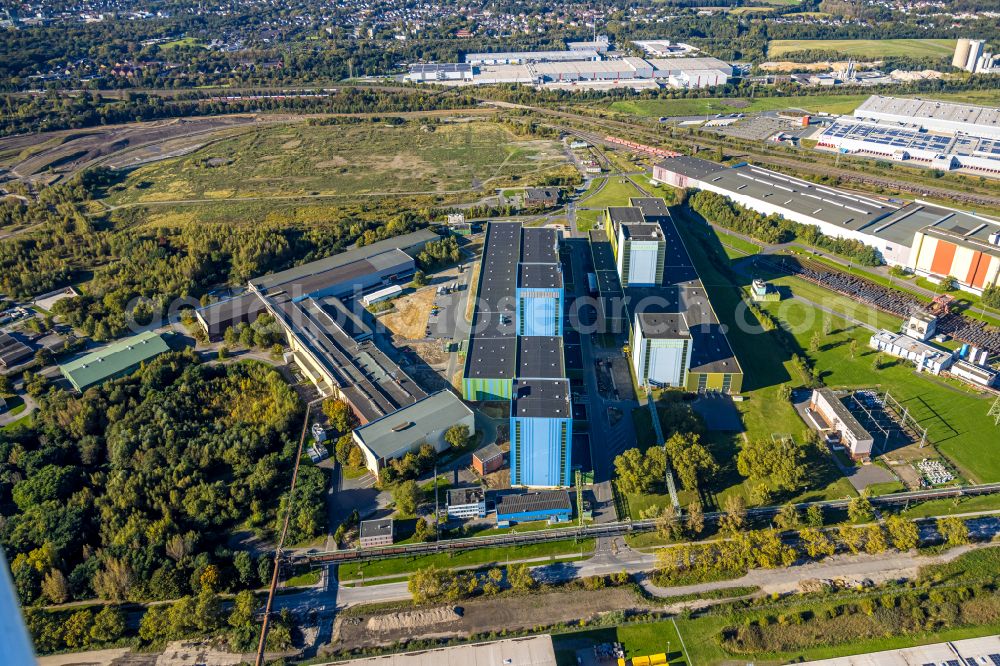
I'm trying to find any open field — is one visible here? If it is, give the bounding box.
[337,538,595,579]
[768,38,956,58]
[605,89,1000,120]
[609,95,868,118]
[106,121,569,205]
[578,177,644,211]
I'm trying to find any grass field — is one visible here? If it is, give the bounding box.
[554,620,688,666]
[107,121,569,205]
[578,177,644,211]
[670,208,1000,496]
[337,538,595,579]
[768,38,956,58]
[606,89,1000,120]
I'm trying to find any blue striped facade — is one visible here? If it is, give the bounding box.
[516,287,563,337]
[510,415,573,487]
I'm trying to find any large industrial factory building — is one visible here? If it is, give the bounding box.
[653,156,1000,294]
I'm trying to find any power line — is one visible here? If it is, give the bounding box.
[255,397,323,666]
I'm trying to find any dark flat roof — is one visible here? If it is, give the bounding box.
[607,206,646,226]
[518,263,563,289]
[250,229,437,292]
[622,199,742,377]
[524,187,560,201]
[622,223,663,241]
[475,222,522,314]
[654,155,725,181]
[447,487,485,505]
[512,378,571,418]
[521,227,559,264]
[636,312,690,339]
[517,336,565,378]
[631,197,671,220]
[465,336,518,379]
[360,518,393,538]
[196,292,266,327]
[495,489,571,516]
[588,231,619,272]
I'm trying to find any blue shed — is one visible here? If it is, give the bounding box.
[494,489,573,527]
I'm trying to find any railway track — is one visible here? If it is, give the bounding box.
[301,481,1000,565]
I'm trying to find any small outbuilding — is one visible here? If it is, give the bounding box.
[359,518,394,548]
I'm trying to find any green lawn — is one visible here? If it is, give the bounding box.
[606,90,1000,120]
[285,568,321,587]
[337,538,595,579]
[553,619,688,666]
[714,230,760,256]
[675,613,1000,666]
[676,206,1000,489]
[896,493,1000,519]
[578,177,644,210]
[768,38,956,59]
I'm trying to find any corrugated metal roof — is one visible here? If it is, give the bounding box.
[60,331,170,391]
[354,390,473,458]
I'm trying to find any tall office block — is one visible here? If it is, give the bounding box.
[510,379,573,487]
[516,263,563,336]
[617,223,665,287]
[632,312,692,388]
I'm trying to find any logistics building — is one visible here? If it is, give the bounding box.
[494,489,572,526]
[814,96,1000,178]
[652,156,1000,294]
[407,53,732,89]
[852,95,1000,139]
[463,223,574,487]
[632,312,692,389]
[464,50,600,65]
[196,229,437,424]
[597,197,743,393]
[352,390,476,475]
[616,222,666,287]
[59,331,171,392]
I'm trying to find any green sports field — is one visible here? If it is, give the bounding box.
[768,38,956,59]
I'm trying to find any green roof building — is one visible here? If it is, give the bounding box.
[60,331,171,392]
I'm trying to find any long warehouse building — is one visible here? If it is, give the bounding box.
[653,156,1000,294]
[815,95,1000,179]
[196,229,440,424]
[853,95,1000,139]
[599,197,743,393]
[463,222,573,487]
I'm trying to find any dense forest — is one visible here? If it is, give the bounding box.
[0,351,312,608]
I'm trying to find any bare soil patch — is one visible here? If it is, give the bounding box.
[337,588,648,651]
[381,289,436,340]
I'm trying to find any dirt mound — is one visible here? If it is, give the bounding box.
[366,606,460,632]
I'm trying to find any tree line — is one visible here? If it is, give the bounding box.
[689,190,884,266]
